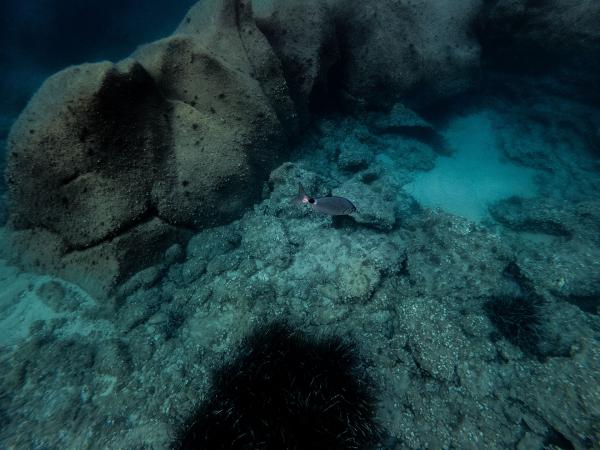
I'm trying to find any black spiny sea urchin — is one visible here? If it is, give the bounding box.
[174,321,381,450]
[484,292,546,357]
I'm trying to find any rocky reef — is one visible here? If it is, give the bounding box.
[4,0,297,297]
[480,0,600,104]
[2,83,600,447]
[2,1,600,448]
[4,0,599,297]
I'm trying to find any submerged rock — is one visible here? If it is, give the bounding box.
[369,103,433,133]
[253,0,338,124]
[4,0,599,299]
[329,0,483,109]
[483,0,600,63]
[489,197,574,237]
[336,135,375,172]
[490,196,600,316]
[368,103,448,153]
[254,0,484,110]
[4,0,298,298]
[338,180,397,231]
[7,60,173,247]
[481,0,600,101]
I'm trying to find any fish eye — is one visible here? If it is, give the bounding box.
[308,198,315,204]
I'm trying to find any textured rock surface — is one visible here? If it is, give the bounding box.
[481,0,600,102]
[482,0,600,62]
[169,0,298,138]
[339,179,398,231]
[4,0,600,298]
[7,60,171,248]
[1,95,600,449]
[327,0,483,109]
[4,0,298,297]
[369,103,433,134]
[253,0,338,122]
[133,0,298,226]
[489,197,600,315]
[253,0,485,110]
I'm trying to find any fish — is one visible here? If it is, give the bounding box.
[293,183,357,215]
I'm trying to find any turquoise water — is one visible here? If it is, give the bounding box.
[406,112,539,222]
[1,1,600,449]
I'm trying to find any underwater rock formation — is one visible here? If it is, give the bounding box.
[481,0,600,101]
[483,0,600,62]
[4,60,192,298]
[327,0,483,109]
[2,91,600,448]
[256,0,486,110]
[489,196,600,316]
[4,0,599,297]
[4,0,297,297]
[253,0,339,124]
[2,0,480,296]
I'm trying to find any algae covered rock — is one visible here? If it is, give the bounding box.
[489,197,600,316]
[172,0,298,137]
[482,0,600,101]
[3,0,300,298]
[254,0,484,111]
[338,180,397,231]
[7,0,596,300]
[253,0,338,123]
[336,135,375,173]
[328,0,482,109]
[483,0,600,62]
[7,60,177,246]
[369,103,433,134]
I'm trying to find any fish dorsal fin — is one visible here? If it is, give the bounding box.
[292,183,308,205]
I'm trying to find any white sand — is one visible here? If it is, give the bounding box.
[405,112,539,222]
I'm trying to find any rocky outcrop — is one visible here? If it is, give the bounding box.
[326,0,483,109]
[4,0,298,298]
[4,0,486,298]
[482,0,600,61]
[253,0,338,123]
[480,0,600,102]
[253,0,484,110]
[8,61,171,248]
[5,0,599,298]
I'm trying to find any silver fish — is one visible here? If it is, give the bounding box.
[293,183,357,216]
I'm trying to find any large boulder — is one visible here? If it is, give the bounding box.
[326,0,483,109]
[252,0,483,111]
[4,60,191,298]
[6,0,597,299]
[253,0,338,123]
[482,0,600,63]
[132,0,298,226]
[480,0,600,102]
[169,0,299,138]
[7,60,171,248]
[4,0,299,298]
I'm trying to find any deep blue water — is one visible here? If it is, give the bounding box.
[1,1,599,449]
[0,0,196,116]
